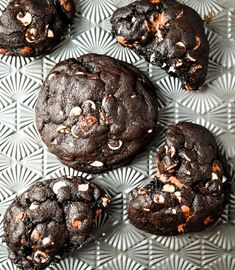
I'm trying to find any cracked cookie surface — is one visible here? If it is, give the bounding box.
[35,53,158,173]
[128,122,228,235]
[111,0,209,91]
[0,0,74,57]
[3,176,109,270]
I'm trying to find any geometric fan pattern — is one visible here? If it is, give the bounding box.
[0,0,235,269]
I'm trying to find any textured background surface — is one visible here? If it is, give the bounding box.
[0,0,235,269]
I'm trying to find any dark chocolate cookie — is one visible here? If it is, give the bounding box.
[35,53,158,174]
[0,0,75,57]
[111,0,209,91]
[128,122,228,235]
[3,176,110,270]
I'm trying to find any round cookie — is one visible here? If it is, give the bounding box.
[128,122,229,235]
[111,0,209,91]
[0,0,75,57]
[3,176,110,270]
[35,53,158,174]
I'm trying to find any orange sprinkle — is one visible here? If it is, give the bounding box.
[203,216,214,225]
[170,176,184,188]
[32,231,40,241]
[177,224,184,233]
[96,209,102,218]
[20,46,34,57]
[212,161,221,174]
[59,0,72,12]
[15,212,27,223]
[150,0,161,3]
[148,12,168,33]
[145,20,151,32]
[181,205,190,218]
[193,36,201,51]
[176,9,184,19]
[184,83,194,91]
[204,12,214,24]
[117,36,129,46]
[71,219,82,229]
[0,48,8,54]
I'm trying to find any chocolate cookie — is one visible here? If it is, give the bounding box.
[128,122,228,235]
[35,53,158,174]
[3,176,110,270]
[0,0,75,57]
[111,0,209,91]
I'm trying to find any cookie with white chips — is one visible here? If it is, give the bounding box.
[128,122,229,235]
[0,0,74,57]
[35,53,158,173]
[111,0,209,91]
[3,176,110,270]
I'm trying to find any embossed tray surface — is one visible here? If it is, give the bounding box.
[0,0,235,269]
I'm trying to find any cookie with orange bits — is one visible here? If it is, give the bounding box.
[0,0,75,57]
[3,176,110,270]
[128,122,229,235]
[111,0,209,91]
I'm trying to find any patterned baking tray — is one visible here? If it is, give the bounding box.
[0,0,235,269]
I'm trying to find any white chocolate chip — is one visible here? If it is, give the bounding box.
[172,209,177,214]
[34,251,49,264]
[52,181,67,194]
[90,161,104,167]
[156,31,163,41]
[158,194,165,204]
[143,208,150,211]
[102,197,110,207]
[138,188,146,195]
[131,17,136,23]
[222,176,227,183]
[162,184,175,193]
[56,125,69,134]
[75,71,85,75]
[71,125,79,138]
[84,100,96,110]
[102,95,112,107]
[170,146,176,157]
[47,29,54,38]
[168,66,176,73]
[150,53,155,62]
[182,153,191,162]
[176,42,185,48]
[131,95,136,98]
[212,172,219,180]
[117,25,123,35]
[186,171,191,175]
[16,12,32,26]
[147,129,153,134]
[51,139,58,145]
[29,202,39,210]
[78,183,89,192]
[48,73,56,80]
[154,193,165,204]
[25,28,38,42]
[176,59,183,67]
[42,237,52,246]
[108,140,123,150]
[162,63,167,68]
[164,145,169,153]
[69,107,82,117]
[187,55,196,62]
[174,191,182,202]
